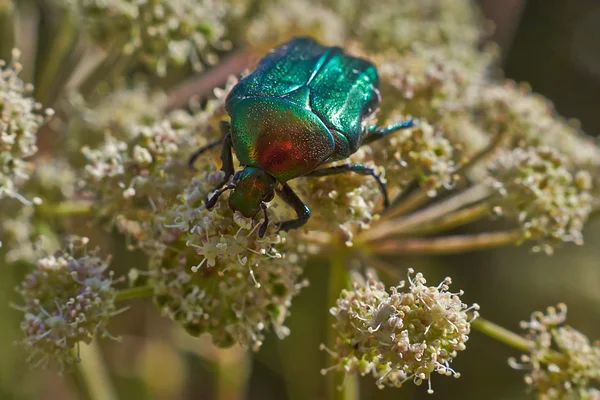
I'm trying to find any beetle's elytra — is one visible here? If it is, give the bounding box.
[189,36,414,237]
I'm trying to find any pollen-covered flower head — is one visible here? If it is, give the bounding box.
[78,88,234,241]
[64,0,228,75]
[369,120,456,197]
[0,49,53,200]
[509,304,600,399]
[16,237,118,368]
[65,86,167,160]
[323,269,479,394]
[291,147,383,244]
[471,82,600,174]
[246,0,347,48]
[486,146,593,254]
[150,167,307,351]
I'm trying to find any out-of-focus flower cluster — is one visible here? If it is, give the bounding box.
[63,0,228,75]
[0,49,53,201]
[77,83,229,241]
[509,304,600,399]
[323,269,478,393]
[151,167,307,351]
[15,237,118,368]
[486,146,593,254]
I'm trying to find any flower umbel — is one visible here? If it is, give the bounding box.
[486,146,593,254]
[64,0,228,75]
[151,168,307,351]
[0,49,53,201]
[16,237,118,368]
[509,304,600,399]
[323,269,479,394]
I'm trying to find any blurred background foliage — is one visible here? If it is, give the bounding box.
[0,0,599,399]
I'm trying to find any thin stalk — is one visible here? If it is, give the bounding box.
[453,129,508,176]
[381,130,506,221]
[65,47,108,91]
[34,10,77,105]
[471,317,566,366]
[174,332,251,400]
[166,48,253,110]
[366,185,491,241]
[77,37,132,99]
[326,250,358,400]
[365,229,523,255]
[472,317,530,353]
[383,189,431,221]
[214,347,251,400]
[76,342,118,400]
[115,285,154,302]
[405,202,492,236]
[37,200,93,217]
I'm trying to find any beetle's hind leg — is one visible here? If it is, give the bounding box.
[306,163,389,208]
[276,183,312,232]
[188,120,231,168]
[362,117,415,146]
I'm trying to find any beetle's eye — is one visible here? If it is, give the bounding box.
[262,191,275,202]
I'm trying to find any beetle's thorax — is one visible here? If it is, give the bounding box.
[229,96,335,182]
[228,167,276,218]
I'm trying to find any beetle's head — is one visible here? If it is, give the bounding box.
[229,166,276,219]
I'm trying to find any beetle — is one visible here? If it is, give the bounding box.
[189,36,414,237]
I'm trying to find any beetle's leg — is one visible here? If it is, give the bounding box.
[362,118,415,145]
[306,164,389,208]
[205,133,236,208]
[188,120,231,168]
[276,183,312,232]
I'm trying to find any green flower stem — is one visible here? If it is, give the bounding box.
[326,249,358,400]
[77,36,131,98]
[382,130,506,222]
[0,0,15,60]
[367,185,491,240]
[34,9,77,105]
[384,188,431,220]
[115,285,154,302]
[215,348,251,400]
[365,229,523,255]
[75,342,118,400]
[471,317,566,366]
[37,201,93,217]
[405,202,492,236]
[453,129,508,176]
[472,317,530,353]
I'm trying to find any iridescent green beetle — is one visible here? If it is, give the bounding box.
[190,37,414,237]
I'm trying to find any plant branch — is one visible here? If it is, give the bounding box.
[37,200,94,217]
[326,250,358,400]
[115,285,154,302]
[366,185,491,241]
[365,230,523,255]
[381,130,506,221]
[166,48,253,110]
[471,317,566,366]
[76,342,118,400]
[405,202,492,236]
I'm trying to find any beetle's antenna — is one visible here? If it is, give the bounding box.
[206,184,235,209]
[259,203,269,238]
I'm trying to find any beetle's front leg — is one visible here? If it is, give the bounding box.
[276,183,312,232]
[205,133,235,209]
[306,164,389,208]
[362,118,415,145]
[188,120,231,168]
